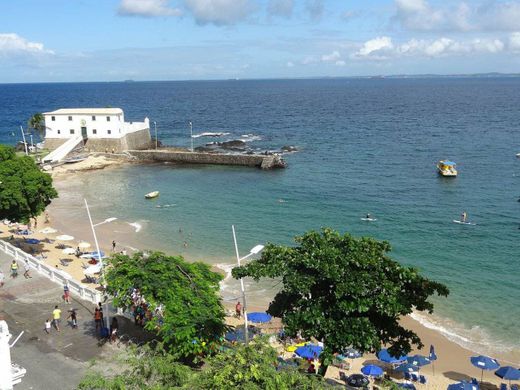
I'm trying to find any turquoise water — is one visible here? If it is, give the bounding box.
[1,78,519,360]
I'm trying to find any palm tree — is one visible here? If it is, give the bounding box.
[28,113,45,141]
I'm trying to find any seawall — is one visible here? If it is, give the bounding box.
[127,149,286,169]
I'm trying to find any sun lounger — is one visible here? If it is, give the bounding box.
[410,373,419,382]
[419,375,426,384]
[500,384,507,390]
[404,372,411,381]
[511,385,519,390]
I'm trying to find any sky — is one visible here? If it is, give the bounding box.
[0,0,520,82]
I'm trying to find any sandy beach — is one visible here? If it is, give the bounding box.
[1,155,516,389]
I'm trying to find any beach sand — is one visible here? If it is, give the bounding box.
[1,156,514,389]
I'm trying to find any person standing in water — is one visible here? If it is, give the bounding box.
[461,211,467,222]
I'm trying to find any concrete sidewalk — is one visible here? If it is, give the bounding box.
[0,250,112,389]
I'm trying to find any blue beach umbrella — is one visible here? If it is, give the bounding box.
[361,364,384,377]
[407,354,431,367]
[447,381,479,390]
[247,312,272,323]
[224,328,245,343]
[377,349,408,364]
[470,355,500,383]
[295,344,323,359]
[395,363,419,373]
[25,238,40,244]
[495,366,520,386]
[429,345,438,376]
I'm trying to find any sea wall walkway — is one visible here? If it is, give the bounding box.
[127,149,286,169]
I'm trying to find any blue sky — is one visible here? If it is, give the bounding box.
[1,0,520,82]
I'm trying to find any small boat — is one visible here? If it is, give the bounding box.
[453,220,476,226]
[361,218,377,222]
[145,191,159,199]
[437,160,457,177]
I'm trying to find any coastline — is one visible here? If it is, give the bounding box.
[3,155,514,387]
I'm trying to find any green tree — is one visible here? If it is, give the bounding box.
[191,338,331,390]
[28,113,45,141]
[105,251,228,361]
[232,228,449,376]
[0,145,57,223]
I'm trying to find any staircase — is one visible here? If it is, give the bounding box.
[42,135,84,164]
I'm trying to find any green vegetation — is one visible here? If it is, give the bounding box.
[232,228,449,375]
[105,251,228,361]
[0,144,57,223]
[28,113,45,141]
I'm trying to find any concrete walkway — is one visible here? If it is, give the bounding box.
[0,250,111,389]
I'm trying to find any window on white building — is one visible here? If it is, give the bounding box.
[70,129,75,134]
[106,116,111,122]
[51,116,55,121]
[92,116,96,121]
[68,116,72,121]
[92,129,97,135]
[107,130,112,135]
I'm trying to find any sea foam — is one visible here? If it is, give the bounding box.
[128,222,142,233]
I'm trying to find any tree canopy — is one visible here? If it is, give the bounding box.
[232,228,449,374]
[28,113,45,141]
[0,145,57,223]
[105,251,228,361]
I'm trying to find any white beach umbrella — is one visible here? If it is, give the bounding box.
[39,227,58,234]
[62,248,76,255]
[78,241,91,249]
[56,234,74,241]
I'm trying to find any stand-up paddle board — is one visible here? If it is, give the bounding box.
[361,218,377,222]
[453,220,476,225]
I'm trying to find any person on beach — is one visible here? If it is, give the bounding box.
[63,285,71,304]
[67,309,78,329]
[44,212,50,224]
[235,301,242,319]
[112,240,116,251]
[461,211,467,222]
[10,260,18,278]
[52,305,61,332]
[0,270,4,287]
[23,260,32,279]
[44,319,51,334]
[94,307,102,332]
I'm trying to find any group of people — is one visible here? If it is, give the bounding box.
[45,304,78,333]
[129,287,163,329]
[0,260,33,283]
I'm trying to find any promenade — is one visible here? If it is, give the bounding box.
[0,250,110,390]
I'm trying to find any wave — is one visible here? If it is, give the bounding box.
[192,132,230,138]
[240,134,262,142]
[128,222,142,233]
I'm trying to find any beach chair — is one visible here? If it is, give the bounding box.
[470,378,479,386]
[511,385,519,390]
[59,259,69,267]
[499,384,507,390]
[419,375,427,384]
[404,372,411,381]
[410,373,419,382]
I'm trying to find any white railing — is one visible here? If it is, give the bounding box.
[0,239,101,304]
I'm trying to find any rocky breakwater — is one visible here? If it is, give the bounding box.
[127,148,286,170]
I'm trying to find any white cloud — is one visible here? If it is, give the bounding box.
[509,32,520,51]
[335,60,346,66]
[393,0,520,32]
[321,50,341,62]
[118,0,182,17]
[353,35,506,60]
[267,0,294,18]
[183,0,255,25]
[286,61,294,67]
[301,55,317,65]
[0,33,54,56]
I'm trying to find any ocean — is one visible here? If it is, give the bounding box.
[1,78,519,361]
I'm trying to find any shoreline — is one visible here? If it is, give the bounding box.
[3,155,514,386]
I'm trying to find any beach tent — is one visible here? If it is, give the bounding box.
[295,344,323,359]
[247,312,272,323]
[361,364,384,377]
[377,349,408,364]
[470,355,500,383]
[447,381,478,390]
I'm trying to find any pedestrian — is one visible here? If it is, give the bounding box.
[98,304,104,327]
[33,217,37,229]
[44,319,51,334]
[44,212,50,224]
[112,240,116,251]
[94,307,102,332]
[10,260,18,278]
[23,260,32,279]
[67,309,78,329]
[0,270,4,287]
[235,301,242,319]
[52,305,61,332]
[63,285,71,303]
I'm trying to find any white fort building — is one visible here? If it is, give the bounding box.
[43,108,152,162]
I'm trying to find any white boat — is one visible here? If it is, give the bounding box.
[437,160,457,177]
[145,191,159,199]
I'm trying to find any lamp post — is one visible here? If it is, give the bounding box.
[153,121,157,150]
[188,121,193,152]
[231,225,264,345]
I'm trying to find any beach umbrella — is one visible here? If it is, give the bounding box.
[495,366,520,386]
[345,374,369,388]
[25,238,40,245]
[447,381,478,390]
[78,241,91,249]
[39,227,57,234]
[247,312,272,323]
[470,355,500,383]
[62,248,76,255]
[343,347,362,359]
[295,345,323,359]
[377,349,408,364]
[407,354,431,367]
[56,234,74,241]
[395,363,419,373]
[429,345,438,375]
[224,328,245,343]
[361,364,384,377]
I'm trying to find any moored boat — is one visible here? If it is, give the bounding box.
[145,191,159,199]
[437,160,457,177]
